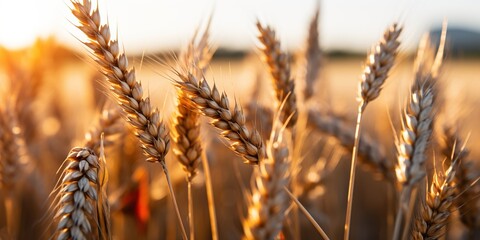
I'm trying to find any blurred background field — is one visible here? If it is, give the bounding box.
[0,0,480,239]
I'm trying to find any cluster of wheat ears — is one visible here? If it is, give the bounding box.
[0,0,479,239]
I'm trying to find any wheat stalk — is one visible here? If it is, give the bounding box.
[173,19,212,182]
[172,20,214,240]
[256,22,298,128]
[358,23,402,106]
[393,70,436,240]
[70,0,170,164]
[69,1,189,239]
[243,120,291,240]
[344,23,402,239]
[174,70,265,165]
[97,138,111,240]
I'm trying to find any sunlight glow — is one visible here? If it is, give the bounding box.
[0,0,479,52]
[0,0,58,49]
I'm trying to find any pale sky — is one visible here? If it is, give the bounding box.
[0,0,479,53]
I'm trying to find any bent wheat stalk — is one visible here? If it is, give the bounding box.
[174,70,265,165]
[344,23,402,240]
[69,1,187,239]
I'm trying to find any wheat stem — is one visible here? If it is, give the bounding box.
[344,102,365,240]
[284,187,330,240]
[187,181,195,240]
[161,161,188,240]
[345,23,401,239]
[201,151,218,240]
[392,185,413,240]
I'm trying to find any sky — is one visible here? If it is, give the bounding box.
[0,0,479,53]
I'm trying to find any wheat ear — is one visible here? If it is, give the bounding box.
[52,147,101,240]
[0,102,28,238]
[69,1,189,239]
[256,22,298,128]
[173,19,212,182]
[174,70,265,165]
[70,0,170,163]
[243,119,290,240]
[303,6,322,101]
[344,23,402,240]
[358,23,402,106]
[412,158,459,239]
[84,108,123,153]
[172,20,214,240]
[454,161,480,232]
[393,73,436,240]
[396,79,436,186]
[441,127,480,231]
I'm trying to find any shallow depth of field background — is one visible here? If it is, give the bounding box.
[0,0,480,239]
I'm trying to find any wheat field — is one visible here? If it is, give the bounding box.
[0,0,480,239]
